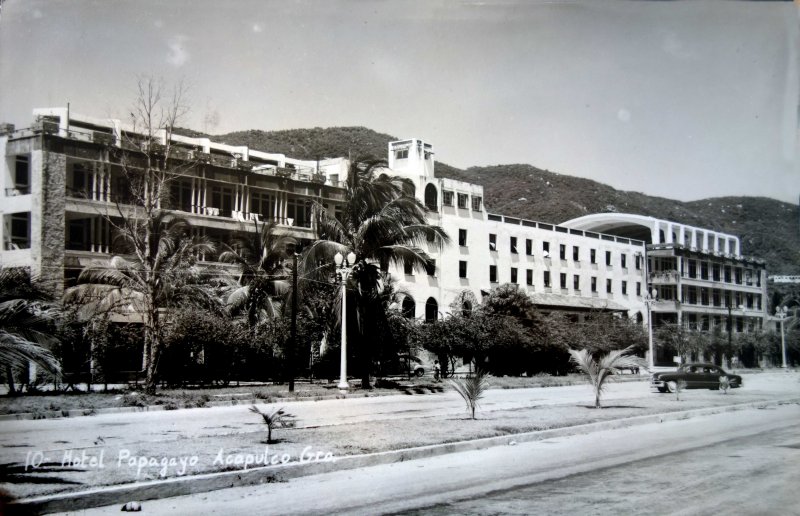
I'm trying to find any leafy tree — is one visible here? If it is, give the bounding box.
[161,308,247,386]
[0,268,61,393]
[568,346,642,409]
[301,158,448,388]
[655,323,705,364]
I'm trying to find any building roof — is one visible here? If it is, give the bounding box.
[528,292,631,313]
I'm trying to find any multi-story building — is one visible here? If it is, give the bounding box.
[1,107,349,296]
[562,213,769,363]
[0,108,770,366]
[383,139,648,324]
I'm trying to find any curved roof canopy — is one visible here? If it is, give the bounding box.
[561,213,740,257]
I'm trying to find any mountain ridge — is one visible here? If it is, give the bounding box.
[174,126,799,275]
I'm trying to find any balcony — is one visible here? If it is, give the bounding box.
[5,187,31,196]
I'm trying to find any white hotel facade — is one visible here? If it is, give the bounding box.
[0,109,769,365]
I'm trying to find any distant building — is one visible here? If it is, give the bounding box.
[562,213,769,360]
[0,108,770,367]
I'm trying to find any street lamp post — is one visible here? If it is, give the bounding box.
[334,251,357,392]
[776,306,789,369]
[645,288,658,371]
[726,302,745,369]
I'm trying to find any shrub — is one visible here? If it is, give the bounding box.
[450,370,490,420]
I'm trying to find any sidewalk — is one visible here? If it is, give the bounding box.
[3,372,799,514]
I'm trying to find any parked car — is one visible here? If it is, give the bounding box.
[378,354,427,378]
[650,363,742,393]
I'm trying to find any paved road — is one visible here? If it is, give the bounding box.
[398,412,800,515]
[58,401,800,515]
[1,373,796,463]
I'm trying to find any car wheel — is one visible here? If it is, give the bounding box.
[415,368,424,378]
[658,387,668,393]
[665,381,677,393]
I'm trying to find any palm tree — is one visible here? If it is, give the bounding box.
[301,158,449,388]
[568,346,642,409]
[219,220,295,327]
[0,268,61,393]
[65,212,218,394]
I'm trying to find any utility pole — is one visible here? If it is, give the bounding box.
[288,253,298,392]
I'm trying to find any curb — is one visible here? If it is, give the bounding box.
[10,396,799,515]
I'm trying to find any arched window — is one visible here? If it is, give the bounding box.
[402,296,416,319]
[462,300,472,317]
[425,297,438,323]
[424,184,438,211]
[636,312,644,324]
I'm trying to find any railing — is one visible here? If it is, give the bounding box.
[5,187,30,196]
[486,213,645,246]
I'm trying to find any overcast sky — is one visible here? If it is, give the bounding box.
[0,0,796,203]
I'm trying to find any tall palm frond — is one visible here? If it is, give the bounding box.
[300,157,450,388]
[568,346,642,408]
[219,220,295,326]
[0,269,61,378]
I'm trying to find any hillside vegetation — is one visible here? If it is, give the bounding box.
[178,126,799,274]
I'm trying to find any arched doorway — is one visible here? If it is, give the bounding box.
[402,296,416,319]
[425,297,438,323]
[424,184,438,211]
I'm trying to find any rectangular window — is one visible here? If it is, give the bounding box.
[510,237,518,254]
[573,275,580,290]
[606,279,612,294]
[559,244,566,260]
[427,259,436,277]
[489,233,497,251]
[14,156,30,194]
[636,282,641,296]
[443,191,454,207]
[590,249,596,264]
[511,267,518,284]
[606,251,612,266]
[701,262,709,280]
[591,277,597,292]
[211,185,235,218]
[404,261,413,275]
[622,281,628,295]
[543,241,550,254]
[573,246,579,261]
[9,212,31,249]
[621,254,627,268]
[735,268,742,285]
[688,260,697,279]
[395,149,408,159]
[526,269,533,286]
[525,239,533,256]
[250,191,275,220]
[459,229,467,247]
[490,265,498,283]
[471,196,482,211]
[457,193,468,209]
[544,271,551,288]
[724,266,732,283]
[459,260,467,279]
[560,273,567,289]
[635,254,642,270]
